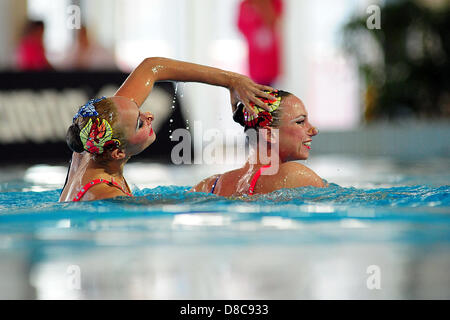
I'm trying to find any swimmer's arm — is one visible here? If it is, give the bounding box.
[69,150,88,171]
[278,162,325,188]
[114,57,274,114]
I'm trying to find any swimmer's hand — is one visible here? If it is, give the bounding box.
[228,74,274,116]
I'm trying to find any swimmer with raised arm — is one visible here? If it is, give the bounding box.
[59,57,274,202]
[191,90,326,196]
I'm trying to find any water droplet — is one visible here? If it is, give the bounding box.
[169,119,173,123]
[179,82,185,98]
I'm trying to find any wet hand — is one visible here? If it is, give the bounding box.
[228,73,274,116]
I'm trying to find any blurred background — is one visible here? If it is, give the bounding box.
[0,0,449,300]
[0,0,448,167]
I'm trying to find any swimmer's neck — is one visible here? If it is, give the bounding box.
[86,154,128,178]
[245,145,284,168]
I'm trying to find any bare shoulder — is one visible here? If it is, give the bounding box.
[277,162,325,188]
[190,174,221,193]
[82,183,130,201]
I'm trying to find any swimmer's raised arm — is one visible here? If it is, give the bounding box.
[114,57,274,116]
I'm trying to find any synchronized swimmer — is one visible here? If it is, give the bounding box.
[59,57,324,202]
[59,57,275,202]
[191,90,325,196]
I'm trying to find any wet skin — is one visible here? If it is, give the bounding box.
[112,96,156,156]
[59,57,278,202]
[59,97,156,202]
[191,94,323,196]
[277,95,318,162]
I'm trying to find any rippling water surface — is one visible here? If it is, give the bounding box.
[0,156,449,299]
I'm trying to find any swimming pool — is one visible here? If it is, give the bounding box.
[0,155,449,299]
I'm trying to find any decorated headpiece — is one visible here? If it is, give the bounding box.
[73,96,121,154]
[243,90,281,128]
[79,118,121,154]
[72,96,106,122]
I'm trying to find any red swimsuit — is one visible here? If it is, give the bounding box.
[248,165,272,195]
[210,165,272,196]
[73,178,133,202]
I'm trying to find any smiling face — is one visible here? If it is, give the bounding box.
[111,96,156,156]
[276,95,318,161]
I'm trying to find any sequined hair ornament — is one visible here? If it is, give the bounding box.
[72,96,120,154]
[243,90,281,128]
[79,118,121,155]
[72,96,106,122]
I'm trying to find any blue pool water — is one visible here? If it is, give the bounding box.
[0,156,449,299]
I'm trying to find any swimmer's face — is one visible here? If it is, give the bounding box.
[112,96,156,156]
[277,95,318,161]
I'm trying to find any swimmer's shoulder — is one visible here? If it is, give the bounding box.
[81,181,130,201]
[277,161,325,188]
[190,174,221,193]
[59,178,127,202]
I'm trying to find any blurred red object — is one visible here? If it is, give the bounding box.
[238,0,283,86]
[16,20,52,71]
